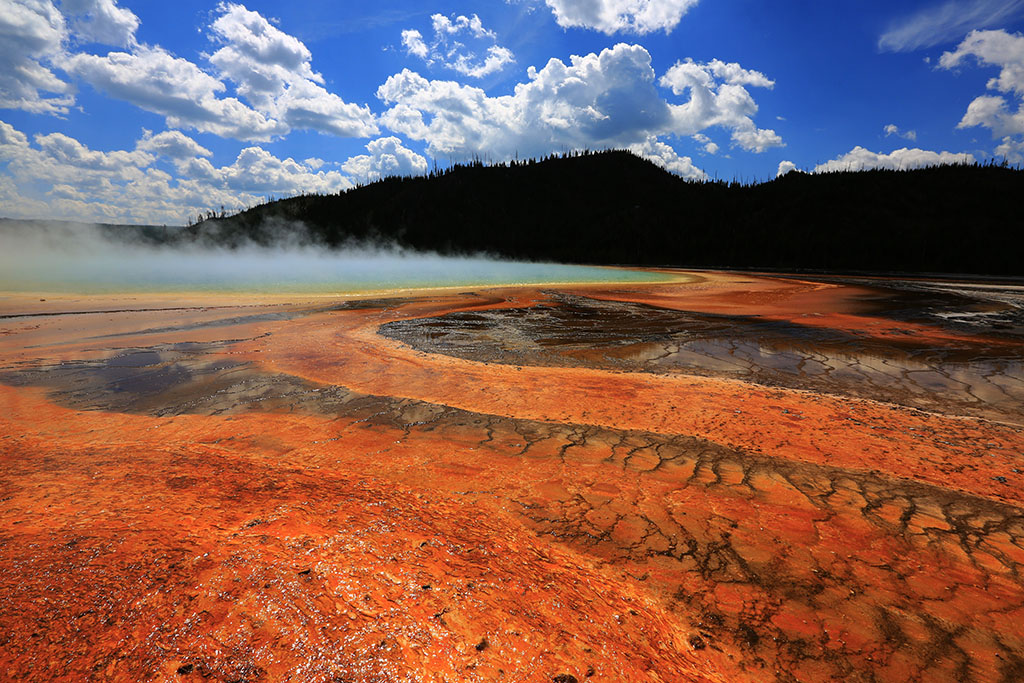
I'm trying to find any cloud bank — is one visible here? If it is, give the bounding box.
[813,146,975,173]
[0,118,354,224]
[378,44,781,161]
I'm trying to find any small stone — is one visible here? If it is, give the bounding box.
[475,638,488,652]
[552,675,578,683]
[176,663,194,675]
[689,634,706,650]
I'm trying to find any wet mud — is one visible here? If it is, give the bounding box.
[1,271,1023,681]
[380,291,1024,424]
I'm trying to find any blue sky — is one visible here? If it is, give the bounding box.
[2,0,1024,224]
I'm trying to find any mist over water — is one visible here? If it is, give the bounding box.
[0,221,663,294]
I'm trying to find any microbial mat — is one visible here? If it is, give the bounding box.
[1,270,1023,681]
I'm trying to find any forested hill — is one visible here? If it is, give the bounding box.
[190,150,1023,276]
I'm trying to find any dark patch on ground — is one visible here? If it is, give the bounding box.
[380,293,1024,423]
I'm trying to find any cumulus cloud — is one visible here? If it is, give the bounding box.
[401,13,515,79]
[0,118,359,224]
[215,145,351,195]
[628,136,705,178]
[401,30,429,59]
[35,130,153,169]
[939,29,1024,159]
[543,0,699,35]
[777,160,797,176]
[60,2,376,141]
[995,135,1024,161]
[207,2,378,138]
[61,0,139,47]
[136,130,213,161]
[65,46,285,140]
[940,29,1024,97]
[659,58,782,152]
[0,0,75,114]
[813,146,975,173]
[341,136,429,182]
[884,123,917,140]
[692,133,718,154]
[377,44,781,161]
[879,0,1024,52]
[0,119,32,156]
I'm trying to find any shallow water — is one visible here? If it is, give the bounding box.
[0,244,665,294]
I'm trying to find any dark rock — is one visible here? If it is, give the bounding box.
[689,634,706,650]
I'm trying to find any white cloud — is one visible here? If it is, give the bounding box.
[659,58,782,152]
[341,136,429,182]
[136,130,212,161]
[61,0,139,47]
[65,46,285,140]
[813,146,975,173]
[692,133,718,154]
[776,160,797,176]
[433,13,495,39]
[216,145,351,195]
[401,13,515,79]
[378,44,781,160]
[939,29,1024,157]
[628,136,705,179]
[401,29,429,59]
[940,29,1024,97]
[60,3,377,141]
[455,46,516,79]
[0,120,32,156]
[0,0,75,114]
[884,123,917,140]
[995,135,1024,161]
[1,120,159,219]
[879,0,1024,52]
[543,0,699,35]
[206,2,378,138]
[0,118,355,224]
[35,130,153,169]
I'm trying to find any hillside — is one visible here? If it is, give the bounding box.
[5,150,1020,276]
[185,150,1023,276]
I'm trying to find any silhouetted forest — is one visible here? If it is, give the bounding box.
[6,150,1019,276]
[183,150,1022,276]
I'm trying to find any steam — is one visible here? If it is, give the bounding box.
[0,219,657,294]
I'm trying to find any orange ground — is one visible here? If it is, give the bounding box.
[1,271,1023,682]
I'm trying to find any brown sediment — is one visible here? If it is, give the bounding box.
[1,270,1023,681]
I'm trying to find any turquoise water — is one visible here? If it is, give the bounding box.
[0,246,665,294]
